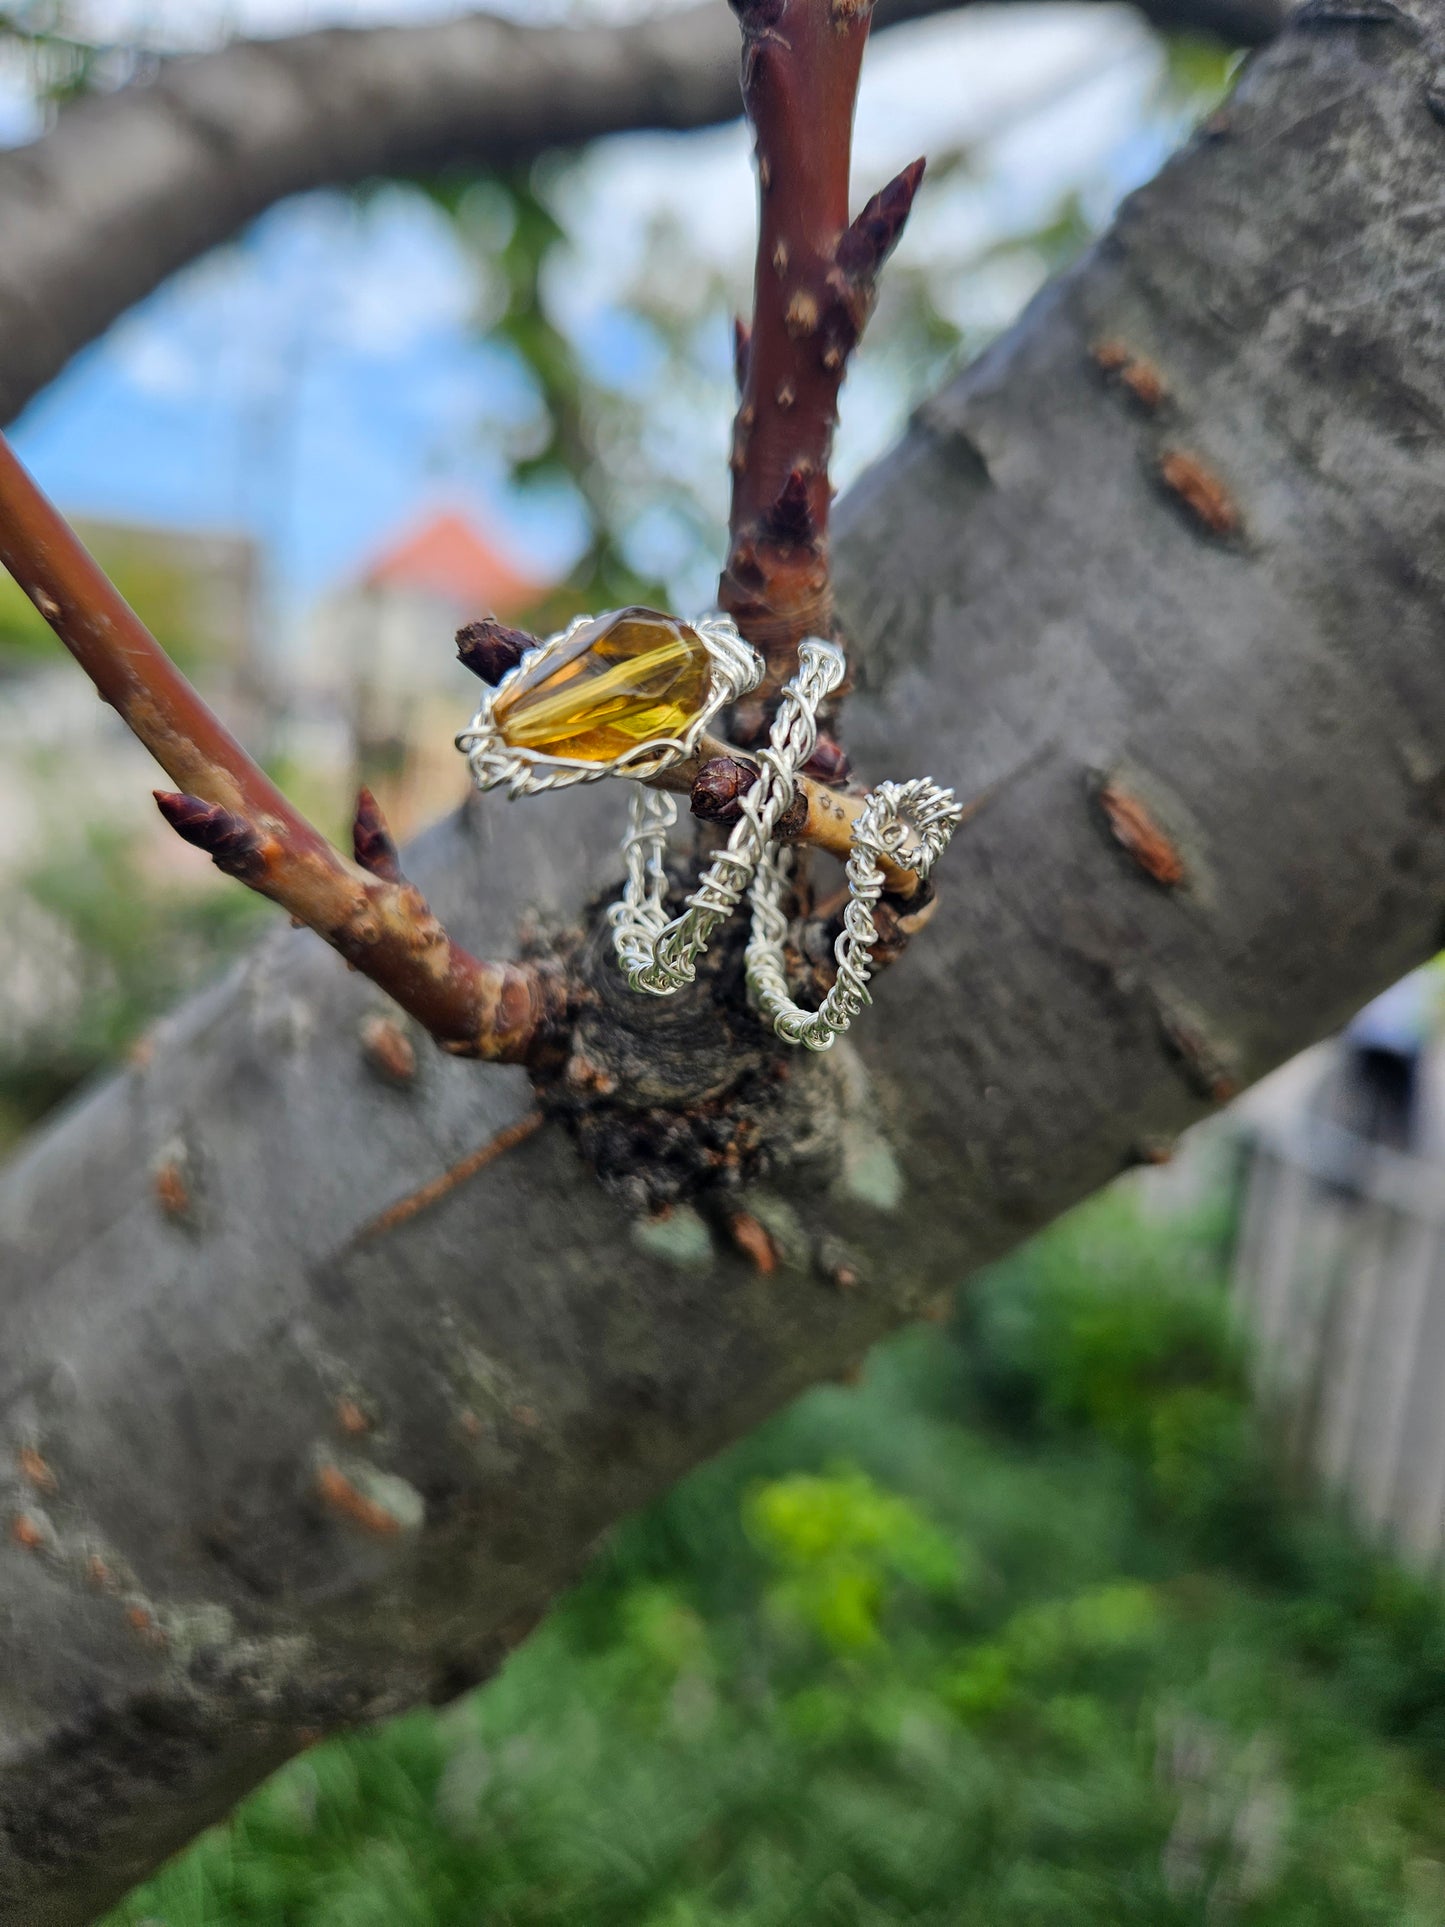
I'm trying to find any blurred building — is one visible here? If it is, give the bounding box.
[304,508,548,833]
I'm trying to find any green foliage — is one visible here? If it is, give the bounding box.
[416,167,679,623]
[1160,37,1244,116]
[106,1196,1445,1926]
[0,523,223,672]
[0,570,54,664]
[945,1581,1164,1725]
[746,1468,961,1654]
[967,1196,1275,1559]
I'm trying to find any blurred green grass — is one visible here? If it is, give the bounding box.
[107,1195,1445,1926]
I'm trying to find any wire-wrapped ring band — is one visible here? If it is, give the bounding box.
[609,638,962,1050]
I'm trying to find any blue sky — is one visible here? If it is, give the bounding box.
[11,187,569,607]
[3,2,1175,634]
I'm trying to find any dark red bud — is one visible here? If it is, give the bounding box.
[456,616,535,685]
[352,787,402,882]
[762,467,817,547]
[801,733,851,787]
[836,157,926,281]
[154,792,266,881]
[690,755,759,824]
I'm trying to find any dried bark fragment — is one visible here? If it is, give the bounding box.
[359,1012,418,1086]
[152,1158,192,1222]
[17,1449,56,1494]
[456,617,536,686]
[315,1463,402,1537]
[727,1209,779,1273]
[1158,447,1241,537]
[1097,778,1188,887]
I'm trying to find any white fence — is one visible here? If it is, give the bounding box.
[1232,1115,1445,1570]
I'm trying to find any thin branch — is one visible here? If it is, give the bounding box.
[0,434,565,1063]
[358,1110,545,1240]
[695,0,931,935]
[719,0,922,724]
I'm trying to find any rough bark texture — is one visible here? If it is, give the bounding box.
[0,0,1288,429]
[3,2,1444,1919]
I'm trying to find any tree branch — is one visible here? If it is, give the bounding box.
[0,437,564,1063]
[720,0,918,715]
[0,0,1288,428]
[0,6,1439,1918]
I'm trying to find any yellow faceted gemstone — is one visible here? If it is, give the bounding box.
[493,607,712,764]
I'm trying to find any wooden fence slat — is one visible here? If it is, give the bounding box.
[1285,1194,1366,1477]
[1232,1142,1282,1328]
[1380,1228,1445,1570]
[1360,1213,1438,1542]
[1311,1200,1395,1499]
[1232,1120,1445,1574]
[1240,1152,1315,1388]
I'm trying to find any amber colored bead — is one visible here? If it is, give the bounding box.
[493,607,711,763]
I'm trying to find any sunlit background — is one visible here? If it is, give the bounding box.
[0,0,1226,1143]
[9,7,1445,1924]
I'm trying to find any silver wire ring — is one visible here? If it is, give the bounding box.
[458,611,962,1052]
[610,638,962,1049]
[744,776,962,1051]
[456,611,761,798]
[610,637,847,995]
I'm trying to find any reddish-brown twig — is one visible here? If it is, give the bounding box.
[721,0,923,724]
[360,1110,545,1239]
[0,435,563,1061]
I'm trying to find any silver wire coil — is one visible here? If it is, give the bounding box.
[456,611,761,798]
[745,776,961,1051]
[609,637,963,1050]
[456,610,961,1052]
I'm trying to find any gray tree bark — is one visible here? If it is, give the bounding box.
[0,0,1288,428]
[3,1,1444,1921]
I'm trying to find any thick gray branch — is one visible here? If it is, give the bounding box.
[2,1,1441,1919]
[0,0,1288,427]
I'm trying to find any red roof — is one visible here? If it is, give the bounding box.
[362,510,543,617]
